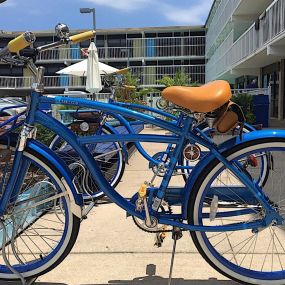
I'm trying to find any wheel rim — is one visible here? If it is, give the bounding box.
[193,142,285,283]
[0,150,73,278]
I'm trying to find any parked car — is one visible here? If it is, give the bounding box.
[0,97,26,116]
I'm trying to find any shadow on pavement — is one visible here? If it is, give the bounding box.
[1,282,67,285]
[88,278,238,285]
[84,264,238,285]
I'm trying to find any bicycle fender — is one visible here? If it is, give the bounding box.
[182,129,285,219]
[27,139,84,218]
[104,123,129,163]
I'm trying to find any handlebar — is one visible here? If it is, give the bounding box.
[8,32,36,53]
[0,31,36,58]
[69,30,96,44]
[0,29,96,59]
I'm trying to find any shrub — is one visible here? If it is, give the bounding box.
[232,93,256,124]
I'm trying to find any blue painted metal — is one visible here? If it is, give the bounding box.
[35,110,145,219]
[112,101,177,121]
[41,96,183,135]
[78,133,180,144]
[219,129,285,151]
[4,91,284,233]
[40,96,285,228]
[182,129,285,219]
[154,116,193,204]
[104,123,129,162]
[28,139,84,206]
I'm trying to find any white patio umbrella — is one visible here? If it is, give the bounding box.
[56,59,118,76]
[85,42,102,94]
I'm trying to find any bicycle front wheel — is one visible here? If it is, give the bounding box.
[189,138,285,285]
[0,141,80,280]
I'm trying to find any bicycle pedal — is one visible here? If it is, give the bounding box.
[154,231,167,248]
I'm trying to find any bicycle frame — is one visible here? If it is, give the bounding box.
[2,90,285,233]
[84,100,256,169]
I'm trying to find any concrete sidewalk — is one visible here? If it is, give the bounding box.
[4,129,236,285]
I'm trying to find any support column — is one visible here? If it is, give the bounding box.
[258,68,263,88]
[279,59,285,120]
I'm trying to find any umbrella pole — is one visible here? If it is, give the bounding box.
[92,93,98,101]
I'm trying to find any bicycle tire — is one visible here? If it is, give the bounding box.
[0,139,80,280]
[188,138,285,285]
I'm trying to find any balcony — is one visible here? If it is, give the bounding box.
[206,0,241,55]
[206,0,285,82]
[0,65,205,90]
[37,36,205,63]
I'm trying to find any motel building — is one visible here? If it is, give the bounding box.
[206,0,285,124]
[0,0,285,126]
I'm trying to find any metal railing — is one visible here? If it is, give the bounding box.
[132,65,205,86]
[206,0,285,82]
[206,0,241,54]
[0,65,205,89]
[37,36,205,62]
[232,87,271,96]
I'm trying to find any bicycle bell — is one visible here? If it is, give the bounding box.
[55,23,70,39]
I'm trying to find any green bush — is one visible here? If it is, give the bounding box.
[35,124,55,146]
[115,72,149,105]
[232,93,256,124]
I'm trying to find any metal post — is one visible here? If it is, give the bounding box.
[92,8,96,43]
[80,8,96,42]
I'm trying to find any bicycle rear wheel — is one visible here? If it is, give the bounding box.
[0,140,80,280]
[189,138,285,285]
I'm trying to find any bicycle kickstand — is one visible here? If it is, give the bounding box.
[168,227,183,285]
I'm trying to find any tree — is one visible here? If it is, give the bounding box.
[157,71,199,87]
[115,72,155,105]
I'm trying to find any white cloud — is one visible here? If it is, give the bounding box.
[83,0,153,12]
[81,0,212,25]
[162,0,212,25]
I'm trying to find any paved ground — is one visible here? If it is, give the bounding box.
[4,129,237,285]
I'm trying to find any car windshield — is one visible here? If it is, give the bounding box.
[0,98,25,105]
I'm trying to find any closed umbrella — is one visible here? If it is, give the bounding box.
[86,42,102,94]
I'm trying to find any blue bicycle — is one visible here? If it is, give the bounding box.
[49,74,269,200]
[0,25,284,285]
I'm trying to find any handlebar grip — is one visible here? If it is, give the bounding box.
[115,68,130,75]
[8,32,36,53]
[69,30,96,44]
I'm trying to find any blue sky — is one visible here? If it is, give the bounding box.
[0,0,213,31]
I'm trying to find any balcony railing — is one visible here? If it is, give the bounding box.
[132,65,205,86]
[0,65,205,90]
[206,0,241,54]
[232,87,271,96]
[37,36,205,62]
[206,0,285,82]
